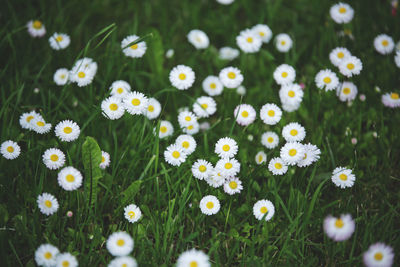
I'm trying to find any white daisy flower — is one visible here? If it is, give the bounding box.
[100,151,111,169]
[182,122,200,135]
[193,96,217,118]
[234,104,256,126]
[363,243,394,267]
[53,68,69,85]
[337,81,358,102]
[236,28,262,53]
[331,167,356,188]
[55,252,78,267]
[27,20,46,37]
[124,204,142,223]
[69,67,95,87]
[219,66,243,88]
[101,96,125,120]
[297,143,321,167]
[176,249,210,267]
[123,91,149,115]
[261,131,279,149]
[330,2,354,24]
[382,92,400,108]
[37,193,59,216]
[175,134,197,155]
[199,195,220,215]
[49,33,70,50]
[260,103,282,125]
[187,29,209,49]
[178,111,197,128]
[145,97,162,120]
[223,177,243,195]
[57,166,83,191]
[169,65,195,90]
[280,142,305,165]
[110,80,131,98]
[42,148,65,170]
[72,57,97,74]
[275,33,293,52]
[374,34,395,55]
[338,56,362,77]
[215,158,240,178]
[236,85,246,96]
[108,256,138,267]
[255,151,267,165]
[106,231,134,257]
[35,244,59,267]
[121,35,147,58]
[329,47,352,67]
[268,157,288,175]
[215,137,238,159]
[202,76,224,96]
[157,120,174,139]
[31,117,52,134]
[252,24,273,43]
[282,122,306,142]
[279,83,304,106]
[1,140,21,160]
[216,0,234,4]
[164,144,187,166]
[315,69,339,91]
[205,170,226,188]
[323,214,355,242]
[192,159,213,180]
[219,47,240,61]
[395,51,400,68]
[253,199,275,221]
[273,64,296,86]
[19,111,43,130]
[54,120,80,142]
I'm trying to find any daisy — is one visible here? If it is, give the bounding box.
[157,120,174,139]
[49,33,70,50]
[72,57,98,74]
[236,85,246,96]
[192,159,213,180]
[261,131,279,149]
[187,29,209,49]
[121,35,147,58]
[27,20,46,37]
[106,231,134,257]
[219,66,243,88]
[108,256,138,267]
[337,81,358,102]
[123,91,148,115]
[176,249,210,267]
[178,111,197,128]
[53,68,69,85]
[275,33,293,52]
[331,167,356,188]
[260,103,282,125]
[55,253,78,267]
[202,76,224,96]
[205,170,226,188]
[252,24,273,43]
[268,157,288,175]
[279,83,304,106]
[55,120,80,142]
[164,144,187,166]
[100,151,111,169]
[233,104,256,126]
[175,134,197,155]
[35,244,59,267]
[219,47,240,61]
[339,56,362,77]
[297,143,321,167]
[1,140,21,160]
[382,92,400,108]
[19,110,42,130]
[193,96,217,118]
[373,34,395,55]
[145,97,162,119]
[273,64,296,85]
[363,243,394,267]
[329,47,352,67]
[323,214,355,241]
[315,69,339,91]
[101,96,125,120]
[182,122,200,135]
[253,199,275,221]
[282,122,306,142]
[200,195,220,215]
[169,65,195,90]
[330,2,354,24]
[124,204,142,223]
[215,137,238,158]
[110,80,131,98]
[236,28,262,53]
[69,66,95,87]
[42,148,65,170]
[255,151,267,165]
[57,166,83,191]
[280,142,305,165]
[215,158,240,178]
[37,193,59,216]
[223,177,243,195]
[31,118,52,134]
[395,51,400,68]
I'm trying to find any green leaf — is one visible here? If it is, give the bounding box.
[146,28,164,82]
[121,179,142,206]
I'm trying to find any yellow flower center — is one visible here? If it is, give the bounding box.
[160,126,167,133]
[227,72,236,79]
[258,155,263,162]
[56,35,63,42]
[339,174,347,181]
[7,146,14,153]
[222,145,230,152]
[179,73,186,80]
[109,103,118,111]
[268,110,275,117]
[206,201,214,209]
[185,116,191,121]
[190,261,198,267]
[201,103,208,109]
[117,88,124,94]
[343,88,351,95]
[210,83,216,89]
[323,77,332,84]
[77,71,86,78]
[199,165,207,172]
[290,129,298,136]
[60,74,66,79]
[37,121,45,127]
[148,105,154,112]
[280,40,286,46]
[259,31,265,37]
[50,154,58,161]
[260,206,268,214]
[130,44,138,50]
[339,7,346,13]
[26,115,34,122]
[117,239,125,246]
[182,141,189,148]
[275,162,282,169]
[247,37,253,43]
[391,93,399,99]
[66,174,75,182]
[281,72,288,78]
[128,211,135,219]
[374,252,383,261]
[187,125,194,130]
[122,264,127,267]
[172,151,180,158]
[337,52,344,58]
[229,181,238,189]
[382,40,389,47]
[44,252,52,259]
[267,137,274,143]
[347,63,355,70]
[289,149,297,156]
[241,111,249,118]
[288,90,295,97]
[44,200,52,208]
[33,20,42,29]
[101,156,105,163]
[63,127,72,134]
[335,219,344,228]
[62,261,70,267]
[225,163,233,169]
[131,98,140,106]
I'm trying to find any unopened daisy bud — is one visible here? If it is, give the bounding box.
[166,49,174,58]
[34,88,40,94]
[359,94,366,101]
[351,138,357,145]
[66,211,73,217]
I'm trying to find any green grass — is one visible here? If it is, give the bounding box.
[1,0,400,266]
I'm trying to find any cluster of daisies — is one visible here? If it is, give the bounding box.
[27,20,71,50]
[53,57,98,87]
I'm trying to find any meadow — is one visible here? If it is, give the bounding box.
[0,0,399,266]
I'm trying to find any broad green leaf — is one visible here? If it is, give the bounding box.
[121,179,142,206]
